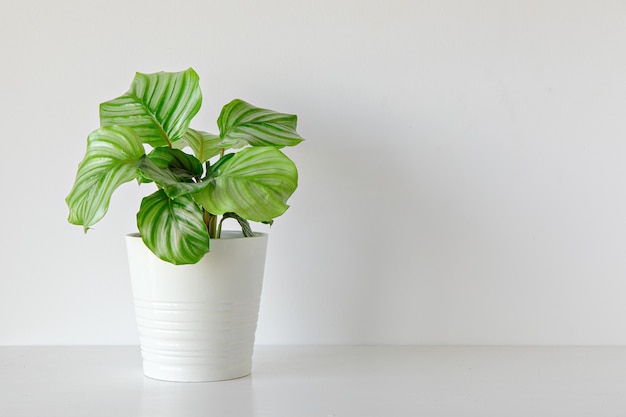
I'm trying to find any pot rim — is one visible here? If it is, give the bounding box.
[126,231,268,240]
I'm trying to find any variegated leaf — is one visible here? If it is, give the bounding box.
[100,68,202,147]
[137,190,209,265]
[66,126,145,230]
[174,128,222,162]
[194,147,298,221]
[219,212,254,237]
[146,147,203,180]
[137,156,180,191]
[217,99,304,148]
[137,155,207,199]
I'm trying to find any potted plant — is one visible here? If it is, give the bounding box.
[66,68,303,381]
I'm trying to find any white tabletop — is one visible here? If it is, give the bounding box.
[2,346,626,416]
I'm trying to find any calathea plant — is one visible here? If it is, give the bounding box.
[66,68,303,265]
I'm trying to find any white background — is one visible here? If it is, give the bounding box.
[2,0,626,346]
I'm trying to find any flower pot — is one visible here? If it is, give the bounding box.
[125,231,268,382]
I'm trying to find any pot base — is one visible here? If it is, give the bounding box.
[142,362,252,383]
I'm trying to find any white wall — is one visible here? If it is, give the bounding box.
[2,0,626,345]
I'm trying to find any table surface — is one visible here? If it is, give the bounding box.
[2,345,626,416]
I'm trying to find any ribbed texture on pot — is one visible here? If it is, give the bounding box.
[134,299,261,382]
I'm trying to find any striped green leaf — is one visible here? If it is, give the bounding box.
[217,99,304,148]
[137,155,180,192]
[140,152,237,201]
[66,126,145,230]
[100,68,202,147]
[146,147,203,180]
[137,155,207,199]
[137,190,209,265]
[219,212,254,237]
[193,147,298,222]
[174,128,222,162]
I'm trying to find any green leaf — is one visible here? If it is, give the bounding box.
[100,68,202,147]
[147,147,203,180]
[137,156,203,199]
[204,152,235,179]
[137,190,209,265]
[174,128,223,162]
[217,99,304,148]
[137,155,180,188]
[66,126,145,230]
[219,212,255,237]
[194,147,298,222]
[138,151,236,199]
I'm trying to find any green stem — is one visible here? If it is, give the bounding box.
[203,210,218,238]
[210,214,218,238]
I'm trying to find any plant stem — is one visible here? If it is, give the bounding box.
[203,151,228,239]
[203,210,217,238]
[209,213,218,239]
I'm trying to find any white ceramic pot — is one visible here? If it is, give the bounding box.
[125,231,268,382]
